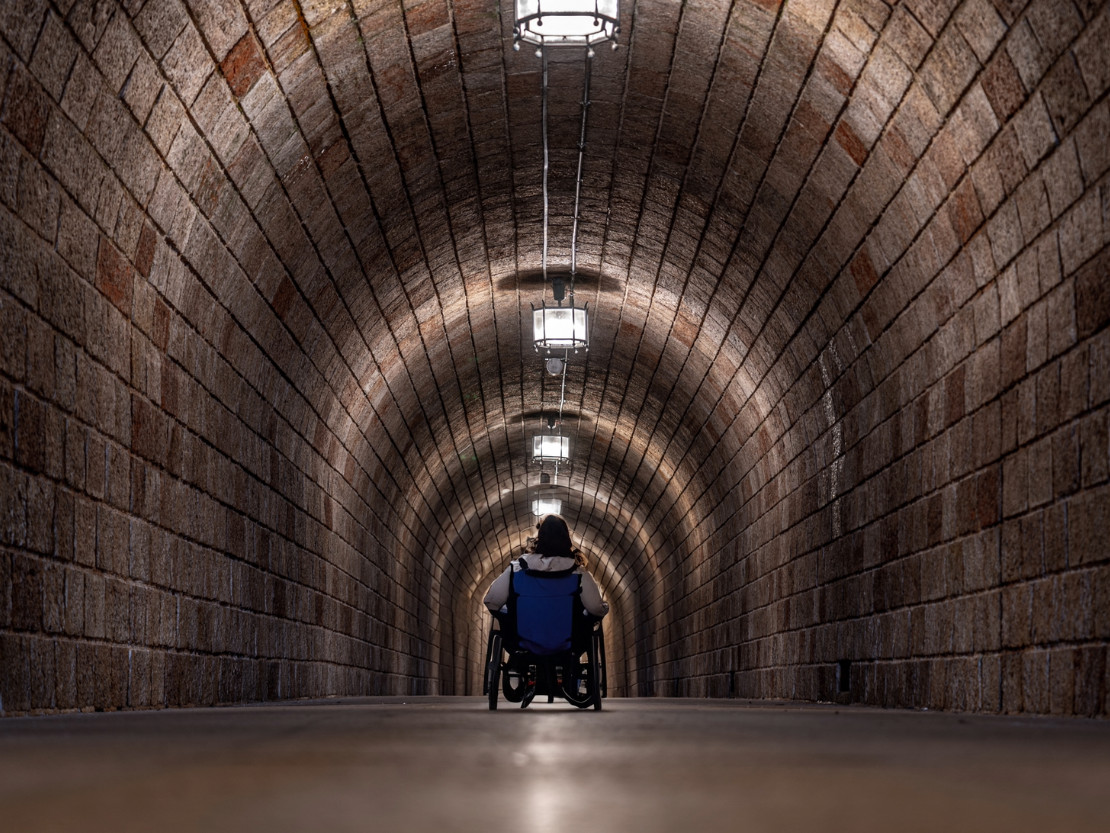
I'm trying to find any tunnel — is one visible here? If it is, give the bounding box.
[1,0,1109,722]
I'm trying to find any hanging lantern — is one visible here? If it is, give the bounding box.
[532,433,570,464]
[531,497,563,516]
[532,301,589,353]
[514,0,620,49]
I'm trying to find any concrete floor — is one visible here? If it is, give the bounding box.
[1,697,1108,832]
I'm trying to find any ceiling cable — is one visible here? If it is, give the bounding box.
[541,46,550,285]
[569,49,593,293]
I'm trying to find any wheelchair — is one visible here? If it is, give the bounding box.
[482,565,606,710]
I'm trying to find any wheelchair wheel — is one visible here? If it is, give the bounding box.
[587,634,602,710]
[560,652,594,709]
[487,632,502,710]
[502,668,526,702]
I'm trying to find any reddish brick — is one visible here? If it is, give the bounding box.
[95,238,134,316]
[817,53,854,97]
[835,120,868,166]
[407,0,450,35]
[221,34,267,99]
[850,246,879,297]
[271,275,296,320]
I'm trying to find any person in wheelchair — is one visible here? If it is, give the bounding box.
[483,514,608,709]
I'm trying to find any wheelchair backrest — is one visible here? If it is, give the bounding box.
[510,568,582,655]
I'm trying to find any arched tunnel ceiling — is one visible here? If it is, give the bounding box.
[200,0,842,609]
[362,0,837,613]
[23,0,1102,676]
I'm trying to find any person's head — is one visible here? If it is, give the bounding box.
[533,514,577,561]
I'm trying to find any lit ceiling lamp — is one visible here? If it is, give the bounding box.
[514,1,620,51]
[532,433,570,464]
[532,497,563,516]
[532,414,570,465]
[533,276,588,353]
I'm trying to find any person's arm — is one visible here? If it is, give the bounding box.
[483,565,512,610]
[579,571,609,617]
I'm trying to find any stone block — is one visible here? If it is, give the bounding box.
[1068,484,1110,565]
[1001,449,1028,517]
[96,505,129,576]
[1061,190,1103,278]
[955,0,1006,63]
[988,199,1022,269]
[1074,99,1109,182]
[63,566,83,636]
[146,86,187,157]
[129,648,151,708]
[1052,426,1080,500]
[999,650,1021,712]
[222,33,267,99]
[0,550,9,628]
[1049,647,1076,714]
[105,576,130,642]
[42,561,64,633]
[1014,174,1051,245]
[981,47,1025,122]
[161,22,213,106]
[1074,645,1106,716]
[54,638,76,710]
[1001,574,1032,649]
[1080,411,1109,487]
[122,51,163,124]
[1021,648,1051,712]
[0,633,31,713]
[90,7,139,93]
[1035,364,1060,436]
[150,649,166,708]
[1028,434,1053,507]
[74,641,95,710]
[1074,5,1110,99]
[84,571,105,640]
[2,64,51,156]
[29,635,55,711]
[94,237,134,317]
[10,552,43,630]
[1075,248,1110,339]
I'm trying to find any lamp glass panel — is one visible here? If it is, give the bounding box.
[532,498,562,516]
[532,434,570,461]
[533,306,588,350]
[515,0,619,46]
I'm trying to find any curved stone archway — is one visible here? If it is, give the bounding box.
[1,0,1108,715]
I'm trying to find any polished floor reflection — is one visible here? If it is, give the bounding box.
[2,697,1108,832]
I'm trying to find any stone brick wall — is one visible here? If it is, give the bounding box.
[591,0,1109,715]
[1,0,446,714]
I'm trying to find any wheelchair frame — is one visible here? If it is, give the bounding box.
[483,611,607,710]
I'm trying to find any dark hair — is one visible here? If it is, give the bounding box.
[531,514,583,564]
